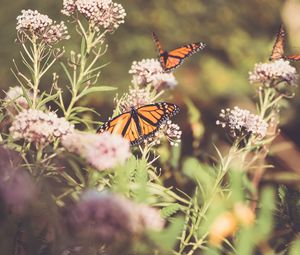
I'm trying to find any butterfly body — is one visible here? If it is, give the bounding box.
[98,102,179,145]
[152,32,206,72]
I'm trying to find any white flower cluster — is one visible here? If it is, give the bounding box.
[62,0,126,32]
[148,120,182,146]
[16,9,70,44]
[61,131,130,170]
[10,109,75,146]
[119,86,153,113]
[216,106,268,139]
[249,59,298,86]
[129,59,178,90]
[4,86,30,114]
[69,190,164,242]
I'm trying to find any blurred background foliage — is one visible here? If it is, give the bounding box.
[1,0,300,167]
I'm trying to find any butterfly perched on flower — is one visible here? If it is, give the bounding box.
[270,25,300,61]
[152,32,206,72]
[97,102,180,145]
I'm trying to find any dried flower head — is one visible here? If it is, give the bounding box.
[4,86,31,114]
[69,191,164,243]
[233,203,255,226]
[216,106,268,139]
[118,86,153,113]
[62,0,126,32]
[209,212,237,246]
[129,59,178,90]
[9,109,74,146]
[62,131,130,170]
[148,120,182,146]
[249,59,298,86]
[16,9,70,44]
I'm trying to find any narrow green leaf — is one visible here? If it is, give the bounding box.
[60,62,73,85]
[78,86,117,99]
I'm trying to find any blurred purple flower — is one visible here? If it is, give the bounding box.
[68,191,164,243]
[0,146,36,213]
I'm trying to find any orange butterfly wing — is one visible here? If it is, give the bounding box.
[164,43,206,72]
[136,102,180,141]
[152,32,206,72]
[97,112,140,145]
[286,55,300,61]
[98,103,180,146]
[270,25,285,61]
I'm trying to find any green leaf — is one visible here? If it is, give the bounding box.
[255,187,275,240]
[77,86,117,99]
[60,62,73,85]
[148,217,184,252]
[289,239,300,255]
[113,156,137,196]
[160,203,181,219]
[132,158,149,203]
[183,157,215,193]
[36,92,59,109]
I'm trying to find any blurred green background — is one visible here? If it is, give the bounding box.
[1,0,300,155]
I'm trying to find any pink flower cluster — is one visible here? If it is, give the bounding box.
[129,58,178,90]
[69,190,164,242]
[10,109,74,146]
[62,0,126,32]
[16,9,70,44]
[148,120,182,146]
[61,131,130,170]
[4,86,30,115]
[118,86,153,112]
[216,106,268,139]
[249,59,298,86]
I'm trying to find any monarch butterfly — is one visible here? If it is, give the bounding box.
[97,102,180,145]
[152,32,206,72]
[270,25,300,61]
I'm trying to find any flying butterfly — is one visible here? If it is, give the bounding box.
[270,25,300,61]
[97,102,180,145]
[152,32,206,72]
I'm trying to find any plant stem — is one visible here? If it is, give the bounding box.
[32,37,40,108]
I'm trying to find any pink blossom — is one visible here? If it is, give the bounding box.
[61,131,131,170]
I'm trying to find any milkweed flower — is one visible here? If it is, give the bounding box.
[209,212,237,246]
[9,109,74,146]
[148,120,182,146]
[216,106,268,139]
[61,131,130,170]
[249,59,298,86]
[118,86,153,112]
[16,9,70,44]
[4,86,31,114]
[62,0,126,32]
[129,59,178,90]
[68,191,164,243]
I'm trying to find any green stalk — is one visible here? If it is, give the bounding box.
[32,36,41,109]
